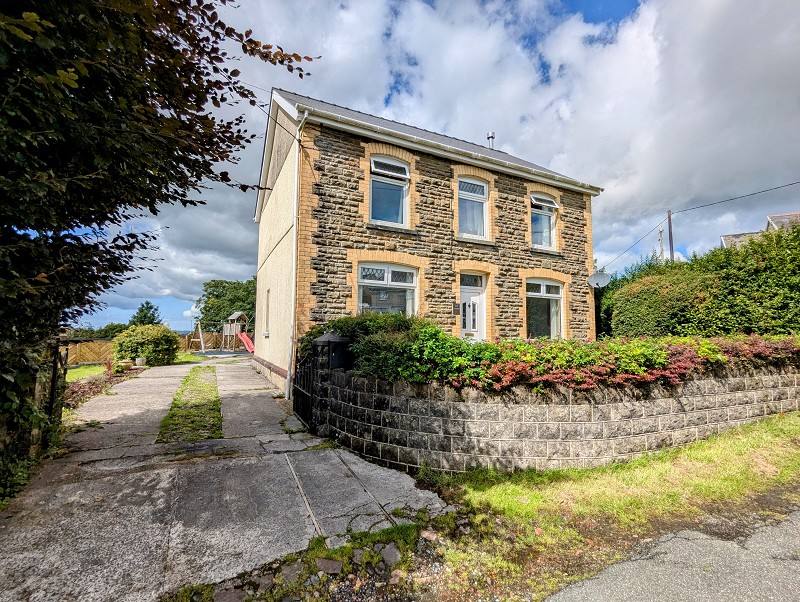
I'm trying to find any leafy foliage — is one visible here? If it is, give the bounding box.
[112,325,179,366]
[65,322,129,339]
[602,224,800,337]
[0,1,311,487]
[195,277,255,331]
[128,301,163,326]
[302,315,800,393]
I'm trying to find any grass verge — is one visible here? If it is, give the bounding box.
[65,364,106,382]
[414,411,800,601]
[173,351,205,364]
[156,366,222,443]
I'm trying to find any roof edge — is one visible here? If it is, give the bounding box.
[275,90,603,197]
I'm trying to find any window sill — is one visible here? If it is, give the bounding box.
[454,236,497,247]
[366,223,420,236]
[530,246,563,257]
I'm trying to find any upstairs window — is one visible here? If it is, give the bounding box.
[357,263,417,316]
[458,178,488,239]
[531,194,558,250]
[370,157,409,227]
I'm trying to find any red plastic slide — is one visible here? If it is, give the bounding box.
[237,332,255,353]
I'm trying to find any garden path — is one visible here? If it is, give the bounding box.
[0,357,447,602]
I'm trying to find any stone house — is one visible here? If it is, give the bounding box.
[720,212,800,248]
[252,89,602,390]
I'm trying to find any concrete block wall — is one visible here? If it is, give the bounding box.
[309,365,799,473]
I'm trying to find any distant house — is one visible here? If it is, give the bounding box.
[252,89,603,390]
[720,213,800,248]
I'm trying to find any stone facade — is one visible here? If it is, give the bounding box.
[303,350,799,473]
[293,124,595,342]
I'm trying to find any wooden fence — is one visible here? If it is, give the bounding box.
[61,340,114,366]
[61,332,250,365]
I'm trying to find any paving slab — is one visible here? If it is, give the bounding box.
[338,450,449,517]
[68,364,191,452]
[0,467,175,602]
[288,449,394,542]
[164,455,315,591]
[547,519,800,602]
[216,363,288,438]
[0,362,449,601]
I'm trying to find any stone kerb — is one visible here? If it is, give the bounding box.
[314,366,799,473]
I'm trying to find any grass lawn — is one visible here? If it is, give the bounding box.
[173,351,205,364]
[156,366,222,442]
[65,364,106,382]
[414,411,800,601]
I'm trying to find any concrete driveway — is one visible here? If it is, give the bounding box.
[0,358,447,602]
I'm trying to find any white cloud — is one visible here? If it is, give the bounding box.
[89,0,800,327]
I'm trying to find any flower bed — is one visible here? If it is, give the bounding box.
[302,314,800,393]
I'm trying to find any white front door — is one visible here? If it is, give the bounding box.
[459,286,485,341]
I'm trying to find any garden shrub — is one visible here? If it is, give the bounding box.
[602,223,800,337]
[610,268,717,337]
[301,314,800,393]
[113,325,179,366]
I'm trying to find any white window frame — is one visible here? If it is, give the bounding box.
[458,177,489,240]
[525,278,563,339]
[357,263,418,316]
[370,156,410,228]
[531,194,558,251]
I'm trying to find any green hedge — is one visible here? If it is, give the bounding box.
[300,314,800,392]
[113,325,179,366]
[602,223,800,337]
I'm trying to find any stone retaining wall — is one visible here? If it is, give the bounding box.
[308,363,799,473]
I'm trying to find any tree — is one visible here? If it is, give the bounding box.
[129,301,163,327]
[0,1,312,478]
[196,277,256,331]
[0,1,311,347]
[64,322,128,339]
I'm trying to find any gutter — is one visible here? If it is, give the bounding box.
[294,103,603,197]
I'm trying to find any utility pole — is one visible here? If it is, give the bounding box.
[658,224,664,261]
[667,210,674,261]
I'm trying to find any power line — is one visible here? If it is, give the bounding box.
[600,218,666,271]
[601,179,800,271]
[673,181,800,214]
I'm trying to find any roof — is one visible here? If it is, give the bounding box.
[767,212,800,230]
[271,88,603,196]
[720,231,762,249]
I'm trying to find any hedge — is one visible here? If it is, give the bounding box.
[601,223,800,337]
[301,314,800,393]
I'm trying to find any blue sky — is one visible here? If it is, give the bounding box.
[82,0,800,331]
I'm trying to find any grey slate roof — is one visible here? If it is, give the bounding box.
[720,232,762,248]
[274,89,599,192]
[767,213,800,230]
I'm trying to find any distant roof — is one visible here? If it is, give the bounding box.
[272,89,602,196]
[720,232,762,249]
[767,212,800,230]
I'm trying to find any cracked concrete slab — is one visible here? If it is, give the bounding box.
[547,515,800,601]
[164,455,315,591]
[0,468,174,602]
[287,449,394,542]
[0,362,449,601]
[216,363,288,438]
